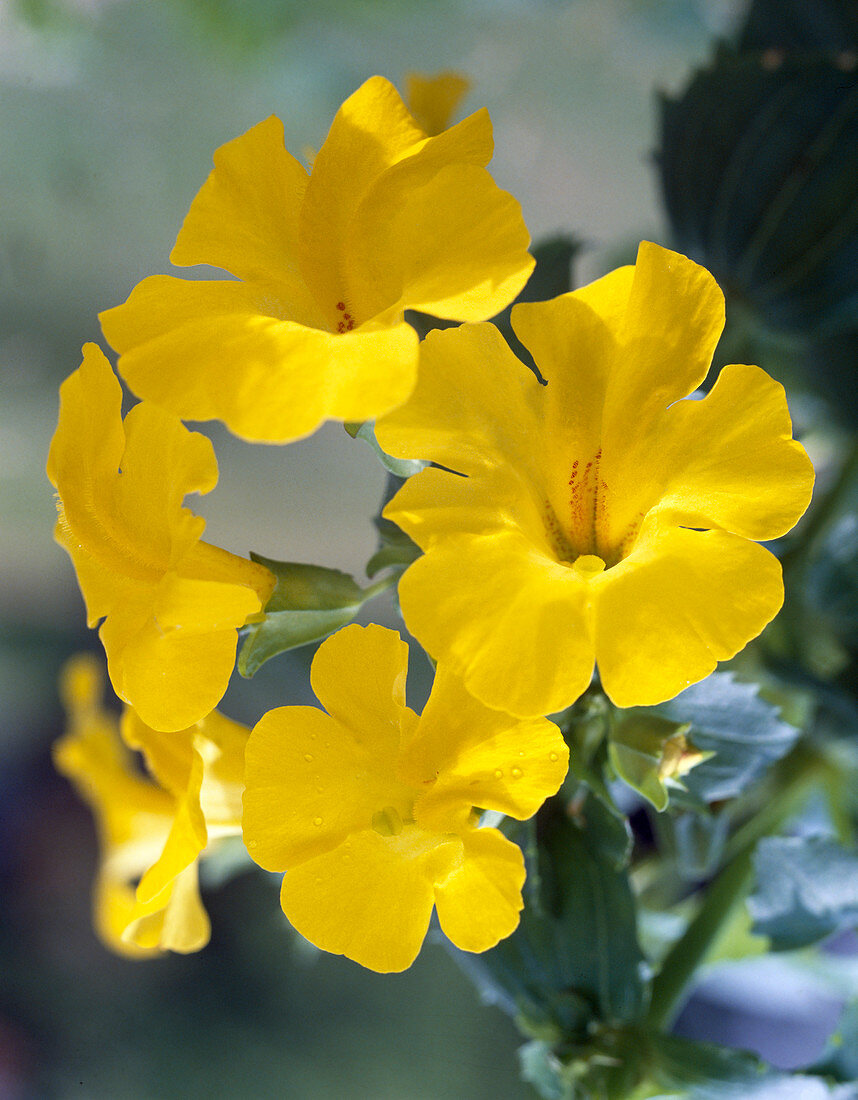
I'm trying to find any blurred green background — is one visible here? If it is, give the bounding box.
[0,1,746,1096]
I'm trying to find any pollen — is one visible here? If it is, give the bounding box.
[335,300,355,334]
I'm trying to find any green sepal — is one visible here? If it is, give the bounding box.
[608,711,710,812]
[344,420,428,479]
[238,556,387,678]
[366,515,421,578]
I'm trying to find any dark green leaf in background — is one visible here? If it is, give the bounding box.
[657,52,858,338]
[738,0,858,54]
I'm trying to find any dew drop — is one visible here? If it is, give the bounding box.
[549,752,559,762]
[493,768,504,779]
[316,786,324,794]
[313,816,323,827]
[511,766,523,779]
[304,753,314,762]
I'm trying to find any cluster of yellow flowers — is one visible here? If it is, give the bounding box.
[49,75,814,973]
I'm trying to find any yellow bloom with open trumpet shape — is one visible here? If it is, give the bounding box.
[47,344,274,731]
[54,655,249,956]
[99,75,533,444]
[376,242,815,717]
[242,624,568,972]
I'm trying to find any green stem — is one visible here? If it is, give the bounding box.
[646,744,822,1031]
[361,570,400,603]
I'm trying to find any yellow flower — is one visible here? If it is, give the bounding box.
[376,242,815,716]
[99,75,534,445]
[47,344,274,732]
[54,655,249,956]
[242,623,568,973]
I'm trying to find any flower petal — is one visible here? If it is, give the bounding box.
[646,363,815,540]
[101,275,418,443]
[395,531,596,718]
[513,242,725,462]
[376,322,544,478]
[280,828,461,972]
[122,864,211,955]
[120,708,195,797]
[434,828,525,953]
[136,747,207,905]
[243,704,409,873]
[404,665,568,828]
[345,163,533,323]
[297,76,426,309]
[170,115,310,288]
[309,623,415,745]
[595,524,785,707]
[101,607,246,733]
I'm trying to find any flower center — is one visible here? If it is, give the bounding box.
[335,300,356,334]
[543,448,645,569]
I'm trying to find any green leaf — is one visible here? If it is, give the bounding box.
[345,420,428,478]
[651,673,800,804]
[748,834,858,949]
[456,794,646,1040]
[238,556,385,678]
[651,1034,840,1098]
[806,512,858,650]
[738,0,858,53]
[658,52,858,338]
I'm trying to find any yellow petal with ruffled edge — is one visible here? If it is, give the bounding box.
[433,828,525,954]
[122,864,211,955]
[170,115,309,289]
[640,363,815,541]
[136,748,207,905]
[243,628,418,871]
[394,532,597,718]
[281,828,461,973]
[47,345,274,730]
[101,76,532,445]
[101,276,419,444]
[376,322,543,480]
[405,665,568,830]
[595,523,785,707]
[346,164,533,323]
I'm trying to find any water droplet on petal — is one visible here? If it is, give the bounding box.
[511,766,523,779]
[313,816,323,827]
[549,752,559,762]
[304,753,314,762]
[493,768,504,779]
